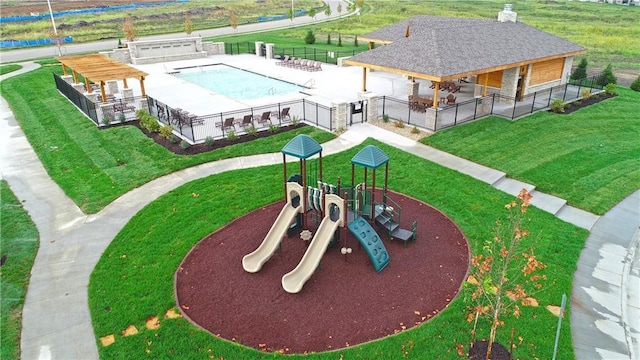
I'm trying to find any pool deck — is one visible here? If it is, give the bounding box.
[129,54,433,116]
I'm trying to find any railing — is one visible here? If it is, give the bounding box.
[147,96,334,143]
[380,74,605,132]
[54,73,148,127]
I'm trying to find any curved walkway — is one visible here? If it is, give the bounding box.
[1,64,638,360]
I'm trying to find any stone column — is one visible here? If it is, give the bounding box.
[72,83,86,93]
[499,67,519,104]
[406,81,419,97]
[62,75,74,84]
[255,41,264,57]
[137,98,150,114]
[106,80,119,95]
[85,92,99,103]
[425,108,438,131]
[561,56,574,85]
[331,101,348,131]
[265,43,275,59]
[359,93,379,122]
[99,103,115,125]
[121,88,134,101]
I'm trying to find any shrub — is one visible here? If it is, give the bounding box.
[604,83,618,95]
[382,114,390,123]
[204,136,215,147]
[549,99,566,113]
[269,125,280,134]
[179,140,190,150]
[141,115,160,133]
[393,120,405,128]
[169,134,180,144]
[630,75,640,92]
[581,89,591,99]
[304,29,316,44]
[118,112,126,123]
[291,116,301,127]
[102,114,113,126]
[327,33,332,45]
[596,64,617,86]
[411,126,421,134]
[570,58,588,81]
[226,130,238,141]
[159,125,173,139]
[135,109,149,119]
[246,125,258,137]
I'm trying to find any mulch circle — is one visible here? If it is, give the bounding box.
[175,189,470,354]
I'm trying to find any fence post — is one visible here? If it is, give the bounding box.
[511,97,517,119]
[473,98,479,120]
[548,87,553,107]
[562,84,568,102]
[454,103,459,125]
[490,93,496,114]
[531,91,537,114]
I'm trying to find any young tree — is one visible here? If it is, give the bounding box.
[229,12,238,34]
[466,189,546,360]
[570,58,587,81]
[596,63,617,86]
[326,33,332,45]
[338,33,343,47]
[122,16,136,43]
[354,35,359,47]
[323,3,332,17]
[184,15,193,36]
[337,3,343,16]
[630,75,640,92]
[304,29,316,45]
[308,7,317,21]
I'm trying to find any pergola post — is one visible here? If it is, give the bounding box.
[100,81,107,103]
[362,67,367,92]
[123,78,129,89]
[72,70,78,84]
[139,76,147,97]
[433,83,439,107]
[85,78,92,93]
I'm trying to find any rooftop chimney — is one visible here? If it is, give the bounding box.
[498,4,517,22]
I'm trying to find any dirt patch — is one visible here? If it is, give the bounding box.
[370,119,432,141]
[1,0,168,16]
[175,190,470,353]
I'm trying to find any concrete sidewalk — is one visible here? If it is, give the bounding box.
[1,75,638,359]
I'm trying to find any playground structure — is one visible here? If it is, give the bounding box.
[242,135,417,293]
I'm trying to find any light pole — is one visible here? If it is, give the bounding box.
[46,0,61,56]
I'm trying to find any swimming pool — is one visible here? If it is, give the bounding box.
[173,64,304,101]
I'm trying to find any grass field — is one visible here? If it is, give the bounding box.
[422,87,640,215]
[89,139,588,359]
[0,181,39,360]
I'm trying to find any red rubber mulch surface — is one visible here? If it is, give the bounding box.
[175,190,470,354]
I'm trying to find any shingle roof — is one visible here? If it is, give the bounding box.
[348,15,586,80]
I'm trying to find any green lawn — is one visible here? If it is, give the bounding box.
[0,64,335,214]
[89,139,587,359]
[0,64,21,75]
[422,88,640,215]
[0,181,39,360]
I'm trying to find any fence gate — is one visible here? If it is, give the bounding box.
[349,100,367,125]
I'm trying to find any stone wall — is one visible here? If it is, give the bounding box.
[128,37,208,65]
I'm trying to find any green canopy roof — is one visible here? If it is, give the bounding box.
[281,134,322,159]
[351,145,389,169]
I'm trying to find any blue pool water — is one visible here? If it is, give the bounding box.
[173,64,303,101]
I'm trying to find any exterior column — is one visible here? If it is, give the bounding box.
[362,67,367,92]
[331,101,348,130]
[406,81,419,97]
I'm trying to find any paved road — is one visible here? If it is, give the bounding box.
[0,0,352,63]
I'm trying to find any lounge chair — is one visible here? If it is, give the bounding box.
[216,117,236,133]
[297,59,308,69]
[284,57,296,67]
[241,114,254,130]
[257,111,272,127]
[276,107,291,123]
[309,61,322,71]
[276,55,289,66]
[449,83,461,93]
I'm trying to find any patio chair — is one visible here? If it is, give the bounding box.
[276,55,289,66]
[257,111,272,127]
[446,94,456,105]
[449,83,461,93]
[241,114,254,130]
[276,107,291,123]
[310,61,322,71]
[216,117,236,132]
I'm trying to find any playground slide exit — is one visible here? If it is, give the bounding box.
[242,196,302,273]
[281,215,341,293]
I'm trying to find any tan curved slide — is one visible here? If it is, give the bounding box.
[281,216,341,293]
[242,199,302,273]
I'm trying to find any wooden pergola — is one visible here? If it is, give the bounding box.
[57,54,148,103]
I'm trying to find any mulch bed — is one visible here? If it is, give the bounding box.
[120,120,305,155]
[554,92,616,115]
[175,189,470,354]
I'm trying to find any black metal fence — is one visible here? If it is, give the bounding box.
[54,73,149,127]
[147,96,333,143]
[224,42,366,65]
[379,74,605,132]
